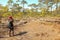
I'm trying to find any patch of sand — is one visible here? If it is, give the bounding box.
[0,19,60,40]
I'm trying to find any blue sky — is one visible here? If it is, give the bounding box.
[0,0,39,9]
[0,0,8,6]
[0,0,38,6]
[0,0,60,11]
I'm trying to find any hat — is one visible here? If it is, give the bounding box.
[9,16,13,19]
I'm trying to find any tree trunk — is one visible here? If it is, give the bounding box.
[46,0,49,14]
[56,0,58,14]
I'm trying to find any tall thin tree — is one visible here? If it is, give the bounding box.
[21,0,27,13]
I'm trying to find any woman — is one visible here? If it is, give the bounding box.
[8,16,14,37]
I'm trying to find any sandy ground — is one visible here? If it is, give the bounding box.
[0,18,60,40]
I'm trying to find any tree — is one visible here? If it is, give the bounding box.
[28,4,34,12]
[21,0,27,12]
[56,0,60,14]
[29,4,38,12]
[7,0,22,16]
[0,4,3,19]
[45,0,49,14]
[53,0,59,14]
[38,0,47,13]
[32,4,38,12]
[7,0,14,16]
[48,0,54,14]
[12,3,22,13]
[7,0,13,10]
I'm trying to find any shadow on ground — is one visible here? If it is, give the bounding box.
[0,31,27,38]
[14,31,27,36]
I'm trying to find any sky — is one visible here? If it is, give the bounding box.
[0,0,60,11]
[0,0,8,6]
[0,0,39,9]
[0,0,38,6]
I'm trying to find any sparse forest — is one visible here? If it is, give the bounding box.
[0,0,60,19]
[0,0,60,40]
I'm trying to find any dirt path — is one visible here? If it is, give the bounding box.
[0,19,60,40]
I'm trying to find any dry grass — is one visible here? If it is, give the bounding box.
[0,17,60,40]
